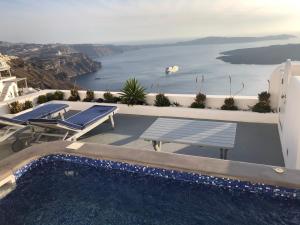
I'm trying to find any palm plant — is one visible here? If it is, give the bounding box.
[120,78,146,105]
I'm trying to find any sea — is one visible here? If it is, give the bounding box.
[75,37,300,96]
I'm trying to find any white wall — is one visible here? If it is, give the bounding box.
[0,89,277,124]
[51,100,279,124]
[0,90,49,114]
[278,76,300,169]
[55,89,259,110]
[4,83,18,101]
[275,60,300,169]
[269,64,284,111]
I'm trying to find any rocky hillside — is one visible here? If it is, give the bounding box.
[8,57,75,89]
[0,42,102,89]
[70,44,124,58]
[8,54,101,89]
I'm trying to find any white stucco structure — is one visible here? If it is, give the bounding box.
[0,59,30,101]
[270,60,300,169]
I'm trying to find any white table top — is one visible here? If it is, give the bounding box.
[140,118,237,149]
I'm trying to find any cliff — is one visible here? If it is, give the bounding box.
[70,44,124,58]
[217,44,300,65]
[0,42,102,89]
[8,57,76,89]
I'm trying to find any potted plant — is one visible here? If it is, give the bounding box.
[221,97,238,110]
[83,90,95,102]
[37,95,48,104]
[190,92,206,108]
[68,88,80,101]
[154,93,171,107]
[46,93,55,102]
[252,91,271,113]
[103,91,119,103]
[23,100,33,110]
[120,78,146,105]
[8,101,24,114]
[53,91,64,100]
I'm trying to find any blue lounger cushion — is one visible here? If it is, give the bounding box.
[0,103,68,125]
[29,105,117,130]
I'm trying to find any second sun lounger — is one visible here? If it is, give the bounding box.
[29,105,118,141]
[0,103,69,142]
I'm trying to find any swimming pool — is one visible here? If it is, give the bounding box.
[0,154,299,225]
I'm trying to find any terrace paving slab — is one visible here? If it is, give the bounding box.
[0,113,283,167]
[80,114,284,167]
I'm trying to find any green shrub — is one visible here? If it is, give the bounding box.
[8,101,24,114]
[46,93,55,102]
[53,91,64,100]
[191,92,206,108]
[221,97,238,110]
[23,100,33,110]
[37,95,48,104]
[120,78,146,105]
[252,91,271,113]
[68,88,80,101]
[83,90,94,102]
[252,102,271,113]
[103,92,119,103]
[191,102,205,108]
[154,93,171,107]
[258,91,271,103]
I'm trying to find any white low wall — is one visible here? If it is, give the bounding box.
[0,89,277,124]
[51,100,278,124]
[0,90,51,114]
[0,90,278,123]
[46,89,259,110]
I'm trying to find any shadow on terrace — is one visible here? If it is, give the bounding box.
[0,112,284,167]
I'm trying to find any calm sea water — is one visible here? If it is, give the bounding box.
[75,38,300,95]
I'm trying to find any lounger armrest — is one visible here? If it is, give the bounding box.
[29,118,83,130]
[0,116,25,125]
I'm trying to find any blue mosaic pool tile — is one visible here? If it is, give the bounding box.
[14,154,300,200]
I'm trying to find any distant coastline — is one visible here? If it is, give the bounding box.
[118,34,296,52]
[217,44,300,65]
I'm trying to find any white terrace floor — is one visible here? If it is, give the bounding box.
[0,112,284,167]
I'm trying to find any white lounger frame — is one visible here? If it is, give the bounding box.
[0,107,68,143]
[0,122,27,143]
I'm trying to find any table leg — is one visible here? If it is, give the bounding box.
[152,141,162,151]
[219,148,224,159]
[223,149,228,160]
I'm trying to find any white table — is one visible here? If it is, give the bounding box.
[140,118,237,159]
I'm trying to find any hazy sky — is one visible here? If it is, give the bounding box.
[1,0,300,44]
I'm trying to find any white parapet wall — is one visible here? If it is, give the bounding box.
[0,90,50,114]
[50,100,278,124]
[0,89,278,124]
[49,90,259,110]
[278,76,300,170]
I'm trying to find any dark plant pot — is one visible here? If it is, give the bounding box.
[190,102,205,108]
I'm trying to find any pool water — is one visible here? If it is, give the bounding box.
[0,156,299,225]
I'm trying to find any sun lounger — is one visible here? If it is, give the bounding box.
[28,105,118,141]
[0,103,69,142]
